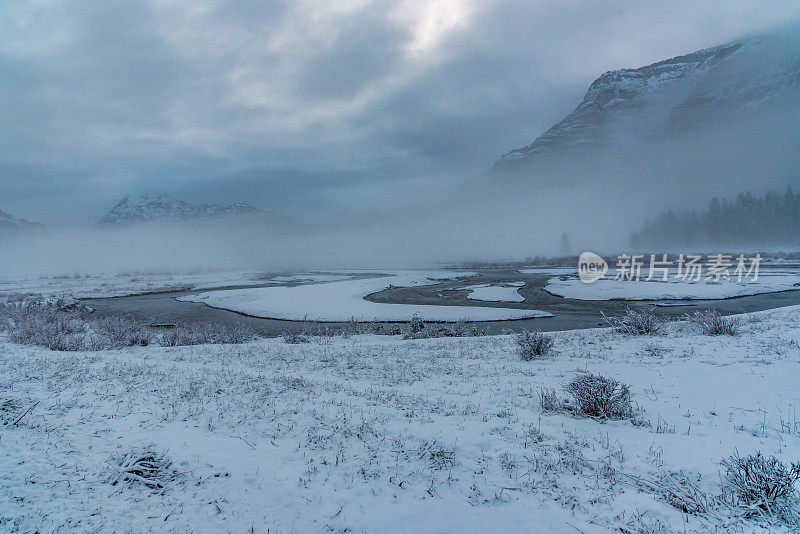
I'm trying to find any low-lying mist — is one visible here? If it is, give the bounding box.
[1,180,645,278]
[2,98,798,278]
[0,194,605,277]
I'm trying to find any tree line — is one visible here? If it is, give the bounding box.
[630,186,800,249]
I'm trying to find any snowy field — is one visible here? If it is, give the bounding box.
[0,271,319,299]
[181,271,549,321]
[2,306,800,532]
[545,271,800,300]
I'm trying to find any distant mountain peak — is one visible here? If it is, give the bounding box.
[99,194,266,225]
[0,208,42,231]
[493,29,800,174]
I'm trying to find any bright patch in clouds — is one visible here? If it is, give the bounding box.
[394,0,476,55]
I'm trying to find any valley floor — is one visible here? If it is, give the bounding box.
[1,306,800,532]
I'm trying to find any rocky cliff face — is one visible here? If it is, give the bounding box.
[494,28,800,173]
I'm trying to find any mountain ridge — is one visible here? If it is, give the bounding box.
[98,194,270,226]
[0,208,42,231]
[492,27,800,176]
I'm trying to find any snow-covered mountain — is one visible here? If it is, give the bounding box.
[493,27,800,174]
[99,194,267,225]
[0,208,41,231]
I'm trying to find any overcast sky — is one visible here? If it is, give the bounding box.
[2,0,800,223]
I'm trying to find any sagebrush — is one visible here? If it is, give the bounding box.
[515,329,554,360]
[722,452,800,523]
[565,372,634,420]
[108,447,179,492]
[404,318,487,339]
[0,296,255,350]
[607,308,665,335]
[690,310,741,335]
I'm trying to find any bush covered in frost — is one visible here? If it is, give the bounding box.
[565,371,634,420]
[722,452,800,523]
[0,296,255,350]
[690,310,741,336]
[515,329,554,360]
[607,308,665,335]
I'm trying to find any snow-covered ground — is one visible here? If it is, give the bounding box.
[181,271,549,321]
[0,271,263,299]
[0,271,355,299]
[545,271,800,300]
[462,283,526,302]
[518,268,577,275]
[2,306,799,532]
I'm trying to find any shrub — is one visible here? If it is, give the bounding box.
[641,342,666,359]
[5,306,90,351]
[403,319,487,339]
[722,452,800,519]
[1,298,149,350]
[628,469,713,517]
[619,514,673,534]
[341,318,365,337]
[409,314,425,335]
[417,440,455,470]
[283,331,312,344]
[538,387,563,413]
[93,316,152,348]
[523,423,548,444]
[607,308,665,335]
[451,320,486,337]
[0,398,22,425]
[161,323,255,346]
[515,329,554,360]
[336,319,387,337]
[564,372,634,420]
[690,310,741,336]
[0,296,256,350]
[108,447,178,491]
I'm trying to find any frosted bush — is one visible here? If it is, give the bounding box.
[161,323,255,346]
[515,329,554,360]
[565,371,634,420]
[409,314,425,334]
[608,308,665,335]
[404,319,487,339]
[690,310,741,335]
[108,447,178,492]
[722,452,800,523]
[283,331,312,344]
[0,296,256,350]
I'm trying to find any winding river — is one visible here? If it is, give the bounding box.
[81,268,800,337]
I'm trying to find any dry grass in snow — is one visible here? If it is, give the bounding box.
[1,305,800,532]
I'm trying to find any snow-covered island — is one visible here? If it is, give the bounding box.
[545,271,800,300]
[462,282,526,302]
[180,271,548,321]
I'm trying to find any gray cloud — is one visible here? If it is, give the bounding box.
[2,0,800,222]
